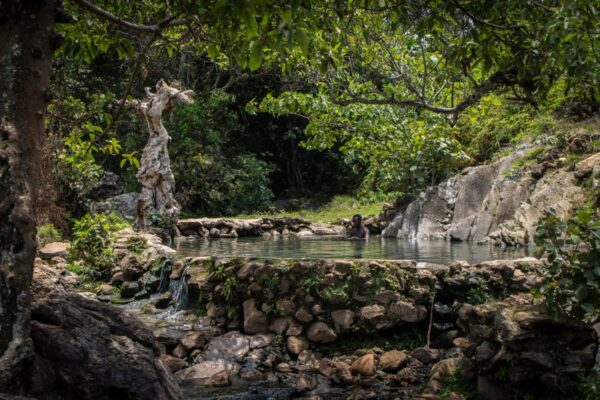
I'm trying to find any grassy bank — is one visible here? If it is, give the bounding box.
[236,195,385,223]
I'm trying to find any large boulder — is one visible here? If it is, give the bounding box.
[28,262,181,400]
[38,242,70,260]
[90,193,138,221]
[87,172,123,201]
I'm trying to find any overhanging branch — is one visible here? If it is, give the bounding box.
[334,68,519,115]
[72,0,160,33]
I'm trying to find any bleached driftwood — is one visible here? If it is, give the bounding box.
[131,79,194,240]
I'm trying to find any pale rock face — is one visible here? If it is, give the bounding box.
[382,147,589,246]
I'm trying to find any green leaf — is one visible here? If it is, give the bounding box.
[295,29,309,55]
[248,41,263,71]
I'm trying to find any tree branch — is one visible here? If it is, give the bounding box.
[335,68,519,115]
[71,0,162,34]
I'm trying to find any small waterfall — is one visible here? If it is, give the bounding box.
[169,265,189,311]
[157,258,171,293]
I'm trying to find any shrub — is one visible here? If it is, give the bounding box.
[37,224,61,246]
[534,207,600,322]
[68,213,128,281]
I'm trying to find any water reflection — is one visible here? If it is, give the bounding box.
[174,235,533,265]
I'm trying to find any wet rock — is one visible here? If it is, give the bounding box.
[154,291,173,309]
[351,354,376,376]
[243,299,268,334]
[134,289,150,300]
[204,370,229,387]
[160,355,188,372]
[172,345,187,359]
[38,242,70,260]
[240,369,264,381]
[331,309,355,330]
[287,336,309,355]
[306,322,337,344]
[119,253,145,280]
[179,331,207,352]
[110,271,126,286]
[204,331,250,362]
[30,263,182,400]
[95,283,116,296]
[378,350,408,371]
[175,361,230,385]
[388,301,427,322]
[120,281,141,298]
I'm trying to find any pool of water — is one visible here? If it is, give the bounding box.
[173,235,533,264]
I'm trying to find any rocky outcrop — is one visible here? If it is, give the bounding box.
[177,217,345,238]
[27,260,182,400]
[86,172,123,201]
[382,146,594,245]
[91,193,139,221]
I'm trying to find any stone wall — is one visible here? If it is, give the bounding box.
[177,217,345,238]
[165,256,598,397]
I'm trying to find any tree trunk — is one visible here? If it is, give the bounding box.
[0,0,56,392]
[133,80,194,240]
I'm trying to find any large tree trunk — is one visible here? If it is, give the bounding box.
[133,79,194,241]
[0,0,57,392]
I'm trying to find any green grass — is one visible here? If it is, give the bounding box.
[235,195,385,223]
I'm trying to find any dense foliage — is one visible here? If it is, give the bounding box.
[535,207,600,323]
[68,213,129,281]
[168,91,276,215]
[41,0,598,224]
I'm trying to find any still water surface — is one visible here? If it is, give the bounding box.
[173,235,533,264]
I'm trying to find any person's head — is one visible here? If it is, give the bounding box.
[352,214,363,227]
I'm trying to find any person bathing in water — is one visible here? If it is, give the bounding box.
[347,214,369,239]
